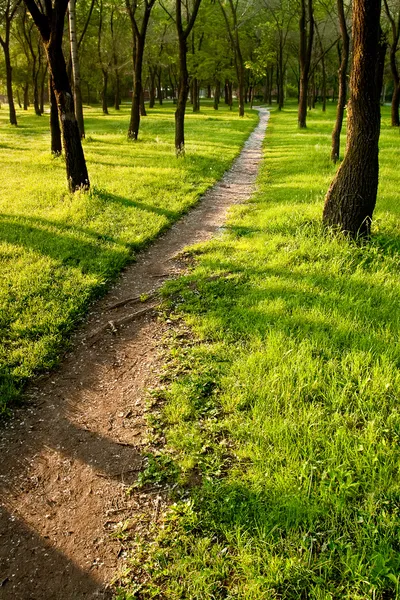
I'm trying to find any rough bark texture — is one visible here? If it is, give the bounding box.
[24,0,89,191]
[331,0,350,162]
[298,0,314,127]
[68,0,85,137]
[323,0,384,237]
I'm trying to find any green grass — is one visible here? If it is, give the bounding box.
[117,104,400,599]
[0,101,257,412]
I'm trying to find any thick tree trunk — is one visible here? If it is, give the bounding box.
[214,80,220,109]
[49,75,62,155]
[68,0,85,138]
[323,0,385,238]
[46,43,89,190]
[331,0,350,162]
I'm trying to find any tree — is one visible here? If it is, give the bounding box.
[298,0,314,127]
[68,0,85,137]
[218,0,245,116]
[0,0,20,125]
[24,0,90,191]
[330,0,349,160]
[174,0,202,153]
[323,0,385,237]
[126,0,157,139]
[383,0,400,126]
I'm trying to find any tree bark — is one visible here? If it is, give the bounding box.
[101,70,109,114]
[24,0,89,191]
[175,0,202,154]
[0,20,17,126]
[323,0,385,238]
[193,77,200,112]
[49,74,62,155]
[383,0,400,126]
[331,0,350,162]
[68,0,85,137]
[298,0,314,127]
[126,0,155,139]
[214,79,220,109]
[23,82,29,109]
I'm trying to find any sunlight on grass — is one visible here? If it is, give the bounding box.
[117,104,400,600]
[0,102,257,412]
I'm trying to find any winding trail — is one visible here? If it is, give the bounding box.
[0,108,269,599]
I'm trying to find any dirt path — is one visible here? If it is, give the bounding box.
[0,108,269,600]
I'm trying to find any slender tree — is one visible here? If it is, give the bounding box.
[68,0,85,137]
[383,0,400,126]
[323,0,385,237]
[298,0,314,127]
[331,0,349,161]
[174,0,202,153]
[126,0,156,139]
[24,0,90,191]
[0,0,20,125]
[218,0,245,116]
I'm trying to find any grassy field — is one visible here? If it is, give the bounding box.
[117,104,400,599]
[0,101,257,413]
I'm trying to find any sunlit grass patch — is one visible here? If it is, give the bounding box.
[0,101,257,412]
[118,104,400,599]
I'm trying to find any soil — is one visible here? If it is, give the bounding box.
[0,108,269,600]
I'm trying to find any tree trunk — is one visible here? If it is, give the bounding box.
[149,69,156,107]
[224,80,229,104]
[128,34,145,138]
[175,36,189,154]
[68,0,85,137]
[46,42,89,190]
[391,84,400,125]
[101,70,109,115]
[39,62,47,114]
[193,77,200,112]
[323,0,385,238]
[269,65,273,105]
[49,75,62,155]
[23,82,29,109]
[114,71,120,110]
[0,38,17,125]
[214,79,220,110]
[207,84,211,98]
[298,0,314,128]
[228,80,233,110]
[331,0,350,162]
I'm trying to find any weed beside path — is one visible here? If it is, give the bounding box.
[0,103,257,412]
[118,106,400,599]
